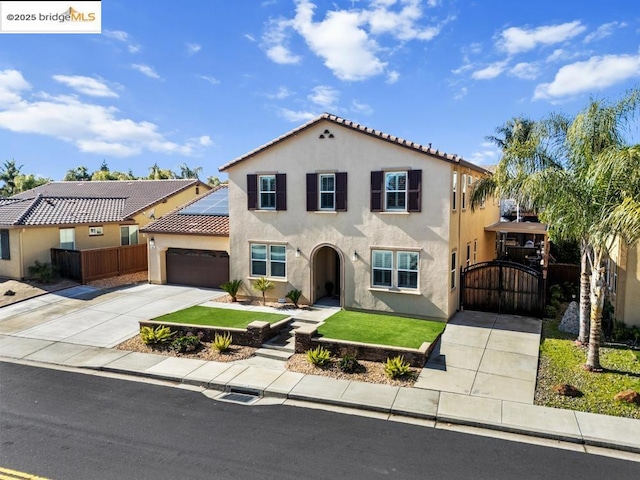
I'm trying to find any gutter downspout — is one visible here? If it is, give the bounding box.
[19,228,25,279]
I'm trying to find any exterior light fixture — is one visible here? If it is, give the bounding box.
[149,237,155,248]
[352,251,358,261]
[296,248,301,258]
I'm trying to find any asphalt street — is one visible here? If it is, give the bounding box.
[1,362,638,480]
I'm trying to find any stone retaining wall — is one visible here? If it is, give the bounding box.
[294,324,438,367]
[139,317,291,348]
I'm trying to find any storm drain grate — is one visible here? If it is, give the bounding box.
[216,391,260,405]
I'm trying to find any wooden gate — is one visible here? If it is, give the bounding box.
[460,260,545,317]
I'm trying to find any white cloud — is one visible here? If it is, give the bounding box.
[262,17,302,64]
[453,86,468,100]
[534,53,640,100]
[472,61,508,80]
[262,0,446,81]
[508,62,539,80]
[196,135,213,146]
[0,69,208,157]
[498,21,586,55]
[52,75,119,98]
[278,108,317,122]
[244,34,256,42]
[386,70,400,84]
[351,100,373,115]
[186,42,202,55]
[104,29,141,53]
[468,146,499,165]
[308,85,339,109]
[0,69,31,106]
[131,64,161,80]
[265,86,293,99]
[584,21,626,43]
[198,75,220,85]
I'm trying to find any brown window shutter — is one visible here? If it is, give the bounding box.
[408,169,422,212]
[276,173,287,211]
[306,173,318,211]
[370,171,383,212]
[0,229,9,260]
[336,172,347,211]
[247,174,257,210]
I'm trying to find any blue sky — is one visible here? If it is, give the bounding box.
[0,0,638,182]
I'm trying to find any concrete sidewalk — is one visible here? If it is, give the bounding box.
[1,284,639,456]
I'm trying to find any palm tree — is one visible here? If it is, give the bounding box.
[63,166,91,181]
[0,159,23,196]
[474,90,640,371]
[252,277,274,305]
[178,163,202,179]
[148,163,176,179]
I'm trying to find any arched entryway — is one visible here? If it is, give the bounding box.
[310,244,343,307]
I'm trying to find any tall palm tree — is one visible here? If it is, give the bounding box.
[475,90,640,371]
[0,159,24,196]
[178,163,202,179]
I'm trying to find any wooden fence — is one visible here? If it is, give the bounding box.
[547,263,580,287]
[51,244,148,284]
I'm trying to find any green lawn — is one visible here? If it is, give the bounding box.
[536,319,640,419]
[317,310,445,349]
[153,306,288,328]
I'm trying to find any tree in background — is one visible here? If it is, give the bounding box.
[63,166,91,181]
[177,163,202,179]
[1,160,49,196]
[147,162,176,179]
[206,176,228,187]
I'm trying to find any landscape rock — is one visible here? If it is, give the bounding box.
[558,301,579,336]
[553,383,583,397]
[613,389,640,405]
[3,290,15,296]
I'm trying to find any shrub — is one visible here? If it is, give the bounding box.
[170,333,200,353]
[306,346,331,367]
[286,289,302,308]
[28,260,57,283]
[252,277,274,305]
[140,325,175,346]
[220,279,243,302]
[338,354,361,373]
[213,331,233,352]
[384,355,411,379]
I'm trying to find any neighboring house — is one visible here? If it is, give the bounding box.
[607,240,640,328]
[141,184,230,289]
[0,179,208,280]
[219,113,499,320]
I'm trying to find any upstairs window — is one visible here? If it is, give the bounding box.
[452,171,457,211]
[371,170,421,212]
[306,172,347,211]
[461,174,467,210]
[247,174,287,211]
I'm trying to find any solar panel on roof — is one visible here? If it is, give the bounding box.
[180,188,229,216]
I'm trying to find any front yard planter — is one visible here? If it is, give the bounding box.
[139,317,292,348]
[295,324,439,367]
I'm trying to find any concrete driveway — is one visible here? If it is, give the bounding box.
[416,310,542,404]
[0,284,224,348]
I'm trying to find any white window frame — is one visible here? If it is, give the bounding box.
[384,171,407,211]
[461,174,467,210]
[60,228,75,250]
[452,171,457,211]
[371,249,419,290]
[319,173,336,211]
[451,250,457,290]
[250,243,286,279]
[258,175,276,210]
[466,243,471,268]
[473,239,477,264]
[89,226,103,236]
[120,225,139,246]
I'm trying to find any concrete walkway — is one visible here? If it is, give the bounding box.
[1,284,639,455]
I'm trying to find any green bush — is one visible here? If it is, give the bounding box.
[220,279,243,302]
[286,289,302,308]
[140,325,175,346]
[212,331,233,352]
[384,355,411,379]
[338,354,361,373]
[170,333,200,353]
[28,260,57,283]
[306,346,331,367]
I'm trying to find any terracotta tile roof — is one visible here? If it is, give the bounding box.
[11,179,205,218]
[140,185,229,236]
[219,112,492,174]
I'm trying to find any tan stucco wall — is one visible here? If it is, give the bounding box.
[618,242,640,327]
[0,184,206,280]
[146,233,230,284]
[226,120,473,320]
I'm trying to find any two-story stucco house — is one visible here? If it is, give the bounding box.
[219,114,499,320]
